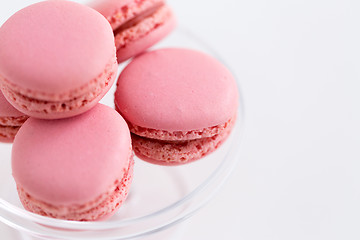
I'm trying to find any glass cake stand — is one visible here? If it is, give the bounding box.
[0,25,245,240]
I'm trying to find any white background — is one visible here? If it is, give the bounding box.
[1,0,360,239]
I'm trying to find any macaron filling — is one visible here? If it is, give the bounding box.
[127,117,235,141]
[0,54,117,115]
[17,155,134,221]
[131,116,236,165]
[113,2,165,35]
[0,116,28,142]
[111,3,173,51]
[0,116,28,127]
[0,125,21,142]
[106,0,165,29]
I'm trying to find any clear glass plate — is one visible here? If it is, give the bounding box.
[0,13,245,240]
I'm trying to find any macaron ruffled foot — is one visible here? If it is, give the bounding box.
[0,91,28,143]
[130,116,236,165]
[89,0,176,63]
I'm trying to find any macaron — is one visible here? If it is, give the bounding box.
[0,91,28,143]
[12,104,133,221]
[89,0,176,63]
[115,48,239,165]
[0,0,117,119]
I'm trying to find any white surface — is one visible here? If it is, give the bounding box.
[1,0,360,239]
[171,0,360,239]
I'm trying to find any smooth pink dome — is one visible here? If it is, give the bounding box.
[0,0,115,94]
[115,48,239,131]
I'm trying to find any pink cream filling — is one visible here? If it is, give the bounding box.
[0,116,28,141]
[0,52,117,102]
[128,117,236,141]
[132,118,235,165]
[107,0,165,30]
[0,124,21,141]
[131,115,236,164]
[0,115,28,127]
[0,54,117,114]
[113,4,172,50]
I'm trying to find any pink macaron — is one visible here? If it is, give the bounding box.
[0,91,28,143]
[115,48,239,165]
[0,1,117,119]
[89,0,176,63]
[12,104,133,221]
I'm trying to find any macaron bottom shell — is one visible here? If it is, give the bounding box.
[132,116,236,166]
[17,156,134,221]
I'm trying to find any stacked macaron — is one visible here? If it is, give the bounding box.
[0,0,239,221]
[0,0,138,221]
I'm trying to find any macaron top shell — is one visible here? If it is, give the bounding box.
[0,91,24,117]
[12,104,131,205]
[115,48,239,132]
[0,0,115,94]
